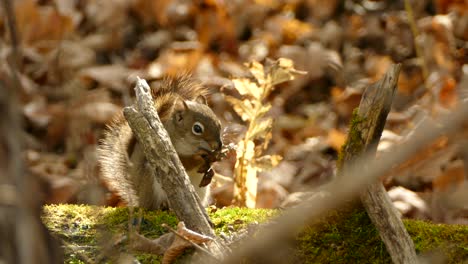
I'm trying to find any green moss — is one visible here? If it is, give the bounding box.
[43,204,101,245]
[43,205,274,263]
[296,206,468,263]
[297,206,386,263]
[405,219,468,262]
[103,207,178,238]
[135,253,162,263]
[43,204,468,263]
[337,109,366,170]
[210,207,278,234]
[43,205,104,263]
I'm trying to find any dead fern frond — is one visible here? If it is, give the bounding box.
[227,58,305,207]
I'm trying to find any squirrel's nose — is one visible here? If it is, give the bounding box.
[211,139,222,152]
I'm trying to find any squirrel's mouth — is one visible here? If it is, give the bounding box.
[197,146,222,162]
[198,146,218,156]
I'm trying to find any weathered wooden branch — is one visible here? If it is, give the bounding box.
[339,64,418,264]
[123,78,225,260]
[123,78,212,234]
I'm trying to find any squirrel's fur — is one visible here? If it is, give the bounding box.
[98,75,222,210]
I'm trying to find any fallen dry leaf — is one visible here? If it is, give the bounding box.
[162,222,213,264]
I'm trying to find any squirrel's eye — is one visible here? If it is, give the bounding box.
[192,122,204,135]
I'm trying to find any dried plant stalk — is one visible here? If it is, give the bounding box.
[227,59,305,207]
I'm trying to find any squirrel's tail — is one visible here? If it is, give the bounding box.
[97,115,139,206]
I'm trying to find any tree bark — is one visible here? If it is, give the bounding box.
[339,64,418,264]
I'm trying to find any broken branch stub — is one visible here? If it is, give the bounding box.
[339,63,418,264]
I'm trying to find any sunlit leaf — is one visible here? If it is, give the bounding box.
[232,78,262,99]
[225,96,255,121]
[278,57,294,68]
[249,118,272,140]
[268,58,307,86]
[262,131,273,150]
[246,61,265,85]
[256,104,272,118]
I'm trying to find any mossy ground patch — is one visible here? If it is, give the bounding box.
[43,204,467,263]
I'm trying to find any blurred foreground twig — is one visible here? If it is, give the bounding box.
[0,1,62,263]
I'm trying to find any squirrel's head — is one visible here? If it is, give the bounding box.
[168,95,222,158]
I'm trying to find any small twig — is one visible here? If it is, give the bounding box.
[0,1,60,264]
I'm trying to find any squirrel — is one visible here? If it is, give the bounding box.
[98,75,223,210]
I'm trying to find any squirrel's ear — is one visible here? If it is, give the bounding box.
[173,97,188,123]
[194,95,208,105]
[175,110,184,123]
[173,97,189,112]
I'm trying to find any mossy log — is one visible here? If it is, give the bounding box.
[42,204,468,263]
